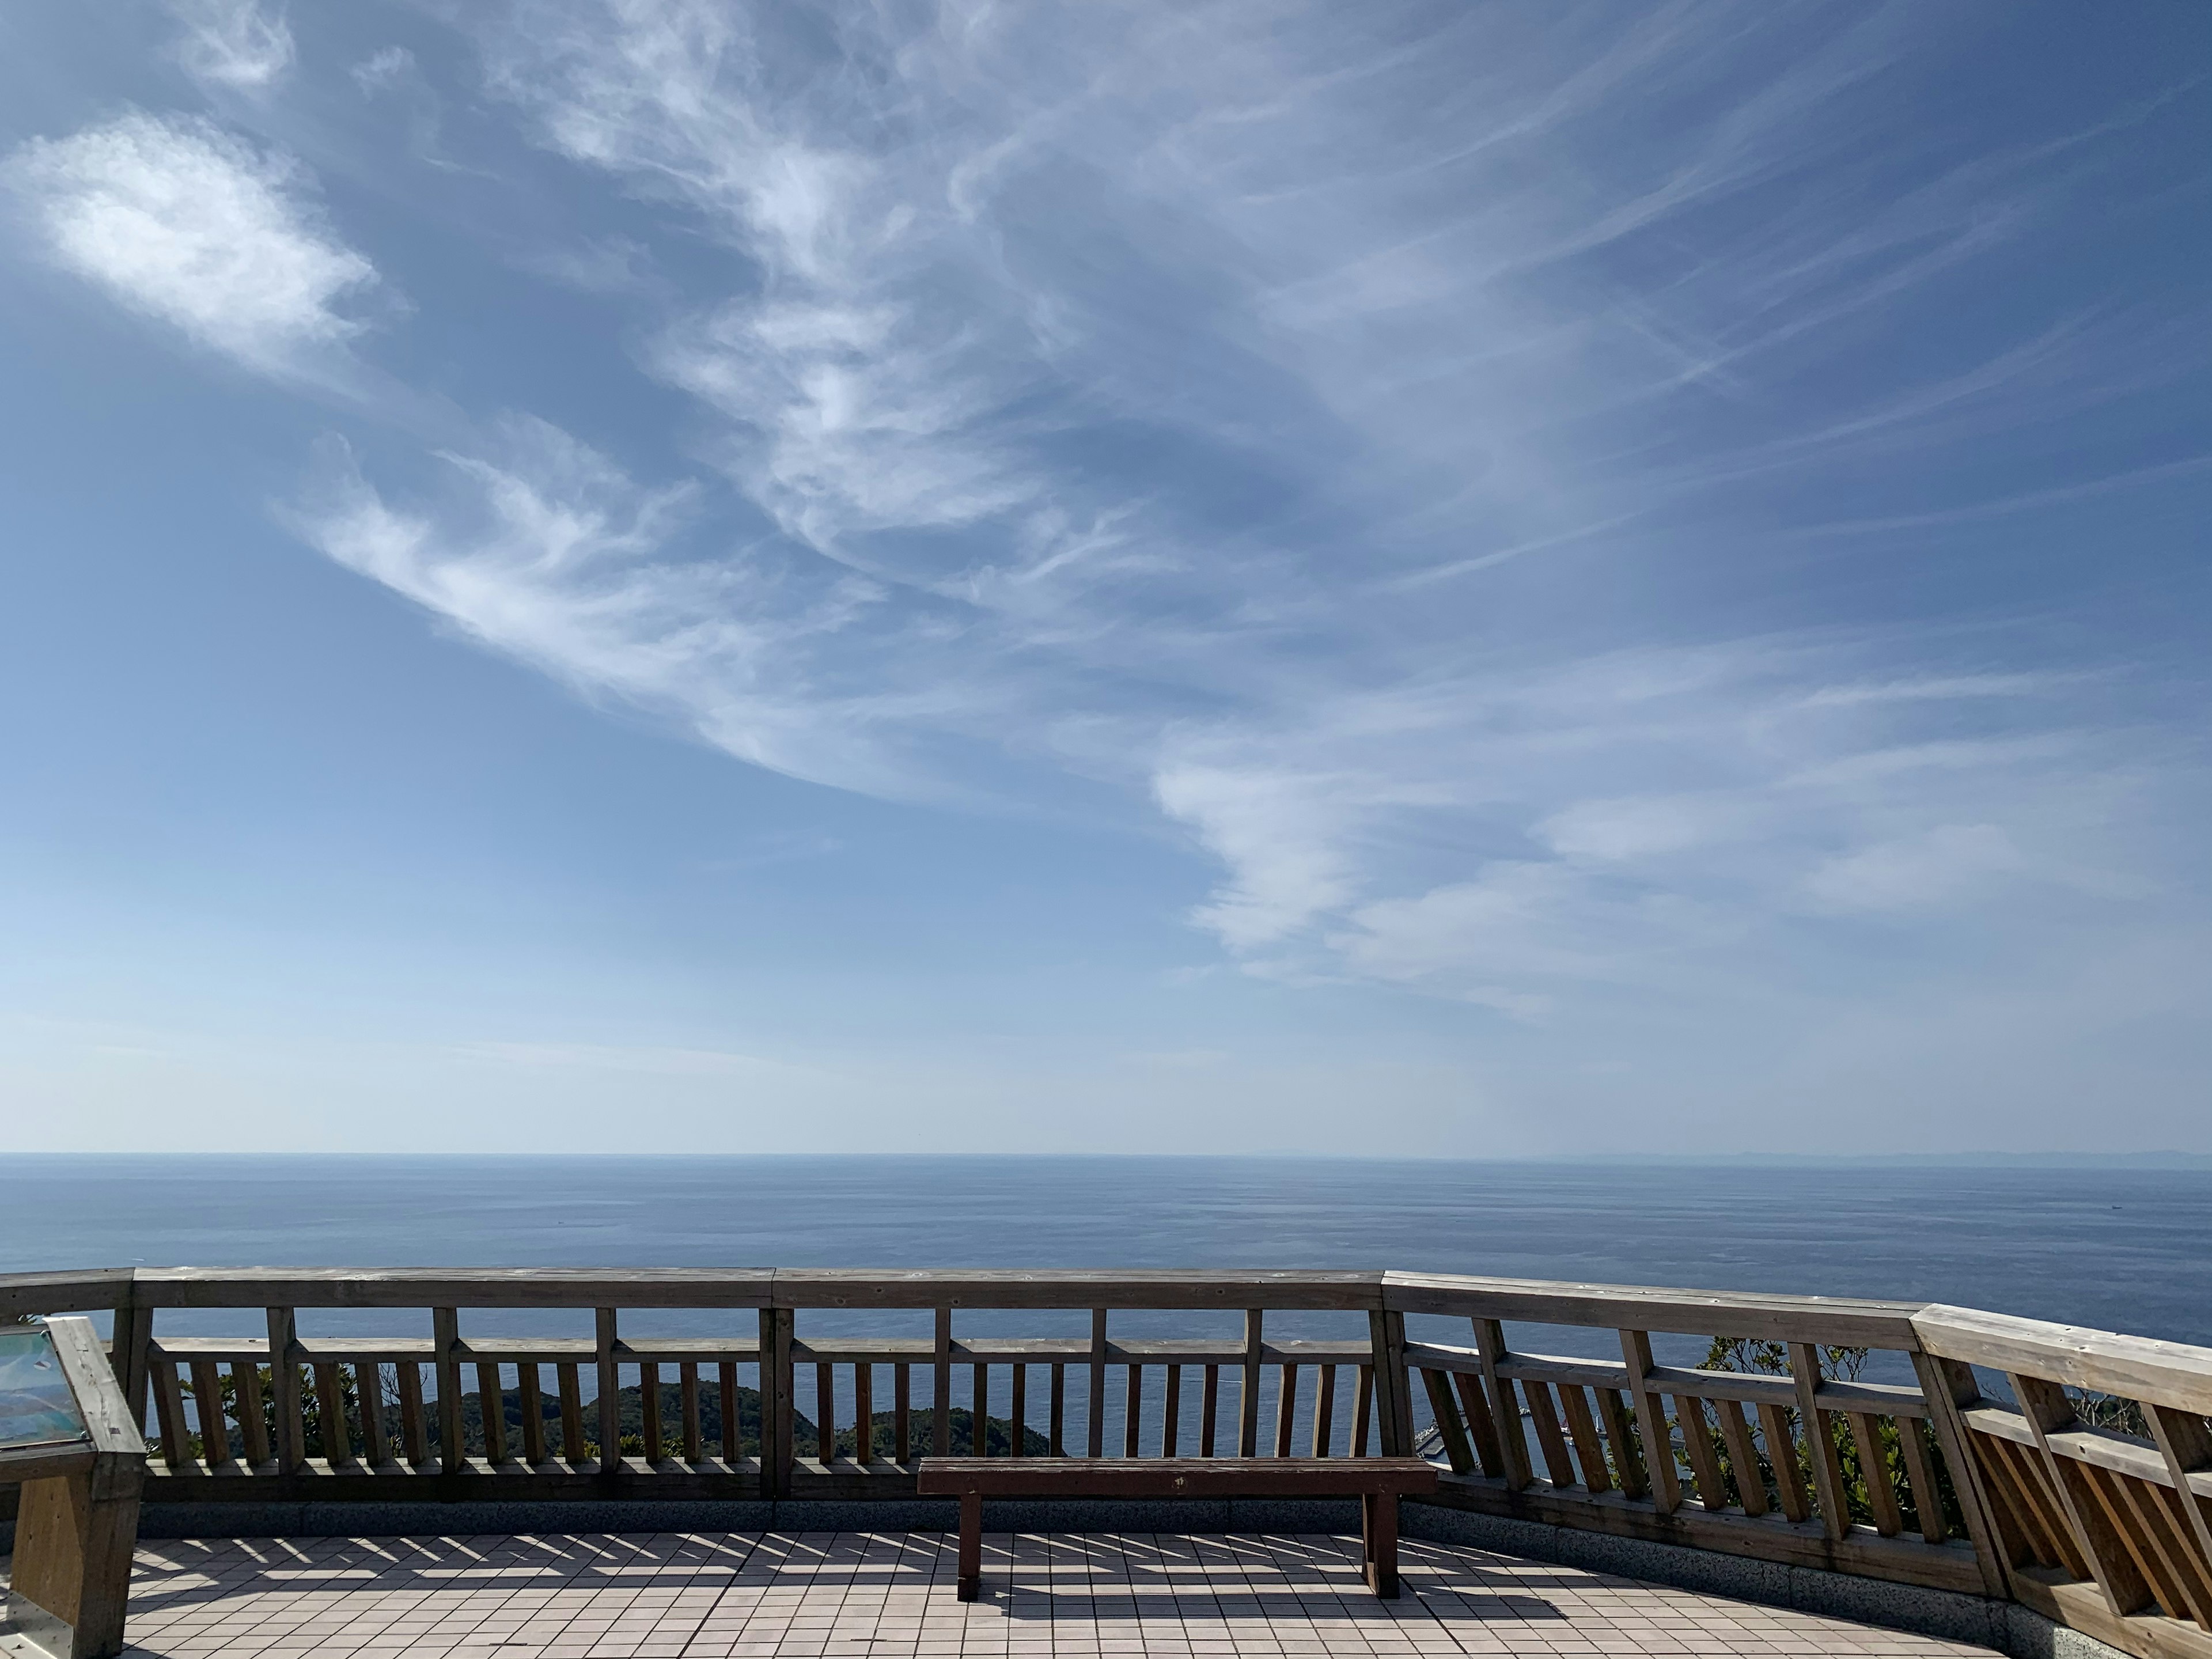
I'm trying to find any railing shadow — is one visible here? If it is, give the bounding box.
[124,1529,1571,1627]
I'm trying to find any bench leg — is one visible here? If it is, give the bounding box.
[1365,1493,1400,1599]
[957,1491,982,1601]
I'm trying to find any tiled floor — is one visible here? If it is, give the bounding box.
[26,1532,2001,1657]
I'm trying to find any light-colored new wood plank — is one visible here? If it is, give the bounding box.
[1917,1306,2212,1417]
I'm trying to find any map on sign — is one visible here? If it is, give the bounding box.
[0,1324,89,1450]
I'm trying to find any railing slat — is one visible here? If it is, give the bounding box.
[1896,1413,1945,1543]
[2143,1480,2212,1628]
[313,1362,351,1465]
[895,1363,912,1463]
[1846,1412,1902,1536]
[972,1361,990,1456]
[854,1361,873,1464]
[1311,1364,1335,1459]
[1988,1430,2085,1575]
[189,1360,232,1469]
[1049,1362,1066,1457]
[638,1358,661,1463]
[1560,1384,1611,1495]
[1756,1402,1806,1522]
[1273,1363,1297,1459]
[238,1358,271,1469]
[813,1362,832,1463]
[1527,1380,1579,1490]
[2012,1372,2156,1617]
[556,1362,582,1463]
[1480,1321,1531,1490]
[358,1362,390,1468]
[1007,1363,1023,1460]
[2148,1403,2212,1597]
[1350,1365,1370,1458]
[1790,1342,1849,1540]
[1162,1364,1181,1457]
[1452,1370,1502,1478]
[1676,1395,1727,1510]
[2093,1463,2210,1627]
[149,1354,189,1471]
[1419,1368,1473,1475]
[1202,1363,1221,1457]
[718,1361,741,1462]
[680,1362,701,1463]
[1596,1386,1646,1499]
[1715,1398,1764,1516]
[475,1361,505,1465]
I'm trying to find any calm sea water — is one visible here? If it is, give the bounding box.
[5,1157,2205,1372]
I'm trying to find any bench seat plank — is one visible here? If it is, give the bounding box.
[918,1457,1437,1601]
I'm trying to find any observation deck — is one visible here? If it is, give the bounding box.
[4,1266,2207,1659]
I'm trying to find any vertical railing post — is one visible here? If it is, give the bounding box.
[593,1308,620,1479]
[1239,1310,1264,1456]
[435,1308,464,1476]
[266,1306,304,1474]
[1362,1311,1389,1455]
[1383,1309,1416,1454]
[933,1306,953,1457]
[107,1284,147,1417]
[1089,1309,1109,1457]
[1910,1351,2015,1597]
[761,1306,794,1495]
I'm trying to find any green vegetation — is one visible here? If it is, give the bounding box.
[157,1364,1048,1463]
[1694,1336,1964,1536]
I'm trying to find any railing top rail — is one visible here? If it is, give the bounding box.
[770,1268,1385,1310]
[128,1267,779,1308]
[0,1267,135,1320]
[8,1270,2212,1387]
[1382,1270,1929,1347]
[1912,1302,2212,1415]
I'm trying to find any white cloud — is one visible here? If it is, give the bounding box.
[168,0,294,91]
[350,46,416,96]
[5,112,374,376]
[1805,823,2031,912]
[244,2,2199,1036]
[286,421,953,796]
[1153,763,1363,951]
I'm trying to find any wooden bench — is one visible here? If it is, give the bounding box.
[915,1456,1438,1602]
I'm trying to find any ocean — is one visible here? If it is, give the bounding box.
[4,1156,2204,1362]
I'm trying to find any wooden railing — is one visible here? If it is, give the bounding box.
[4,1266,2208,1659]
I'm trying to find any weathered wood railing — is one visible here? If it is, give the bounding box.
[3,1267,2207,1659]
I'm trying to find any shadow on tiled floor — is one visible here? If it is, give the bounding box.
[18,1530,2003,1657]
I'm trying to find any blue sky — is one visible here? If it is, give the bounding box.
[1,1,2206,1154]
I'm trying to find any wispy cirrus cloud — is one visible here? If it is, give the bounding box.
[21,0,2203,1044]
[166,0,296,92]
[5,111,373,377]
